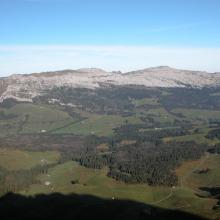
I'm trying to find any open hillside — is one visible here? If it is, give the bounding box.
[0,68,220,219]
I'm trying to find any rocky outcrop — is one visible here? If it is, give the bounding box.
[0,66,220,102]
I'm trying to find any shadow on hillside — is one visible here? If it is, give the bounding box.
[199,187,220,208]
[0,192,208,220]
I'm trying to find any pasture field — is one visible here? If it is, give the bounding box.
[211,92,220,96]
[176,154,220,190]
[0,93,220,219]
[21,157,220,219]
[132,97,160,107]
[142,107,177,124]
[52,115,142,136]
[23,161,171,203]
[163,133,215,144]
[0,119,20,137]
[2,103,219,138]
[0,103,143,137]
[9,104,76,134]
[0,103,77,135]
[171,108,220,124]
[163,126,220,145]
[0,149,60,170]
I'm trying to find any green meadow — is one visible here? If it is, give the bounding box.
[0,149,60,171]
[20,156,219,219]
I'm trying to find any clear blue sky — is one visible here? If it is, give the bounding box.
[0,0,220,75]
[1,0,220,46]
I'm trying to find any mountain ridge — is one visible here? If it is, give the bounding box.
[0,66,220,103]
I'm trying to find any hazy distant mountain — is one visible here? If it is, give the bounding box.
[0,66,220,102]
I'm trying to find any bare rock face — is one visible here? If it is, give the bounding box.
[0,66,220,102]
[120,66,220,88]
[0,79,8,97]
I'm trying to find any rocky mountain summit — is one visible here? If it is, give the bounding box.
[0,66,220,102]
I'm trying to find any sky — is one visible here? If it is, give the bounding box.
[0,0,220,75]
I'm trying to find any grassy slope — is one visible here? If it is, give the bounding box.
[139,107,177,124]
[174,154,220,219]
[24,161,170,203]
[11,104,76,133]
[176,154,220,190]
[172,108,220,123]
[163,126,220,145]
[0,149,60,171]
[53,115,142,136]
[164,133,219,144]
[0,103,77,135]
[0,103,143,137]
[1,102,220,218]
[2,103,220,138]
[132,97,160,107]
[22,157,220,219]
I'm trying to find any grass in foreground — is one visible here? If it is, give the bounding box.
[24,161,170,203]
[0,149,60,171]
[22,159,220,219]
[176,154,220,190]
